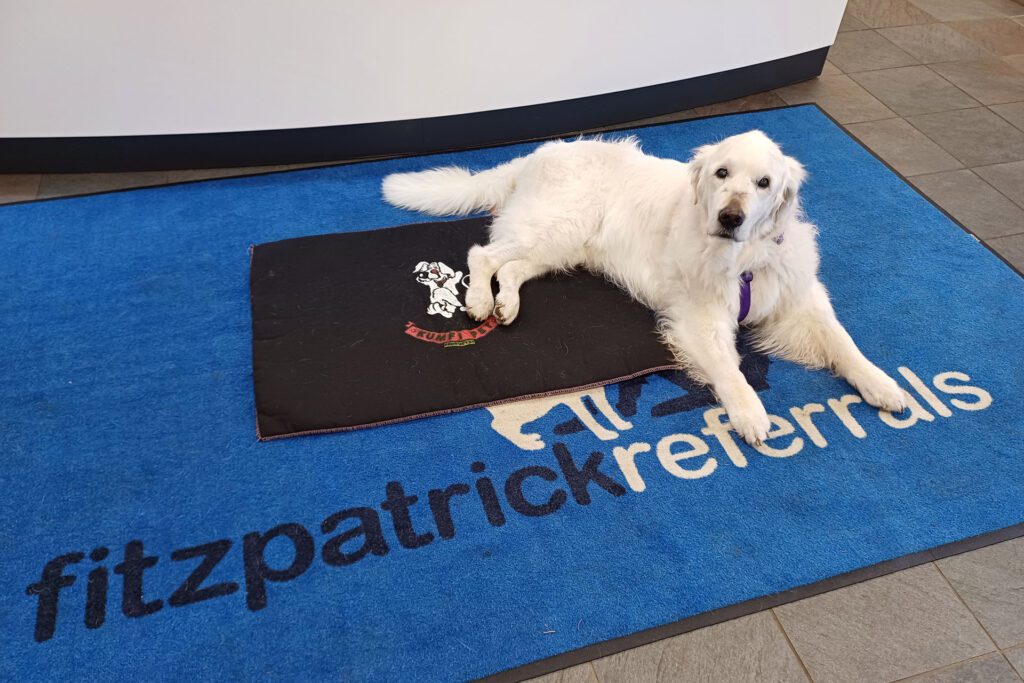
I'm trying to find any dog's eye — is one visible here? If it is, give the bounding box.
[715,168,728,179]
[757,176,770,189]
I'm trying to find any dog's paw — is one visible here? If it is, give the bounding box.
[465,287,494,322]
[855,370,908,414]
[493,291,520,325]
[728,402,772,447]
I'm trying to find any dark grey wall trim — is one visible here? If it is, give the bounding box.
[0,47,827,173]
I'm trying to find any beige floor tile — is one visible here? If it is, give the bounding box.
[845,117,963,175]
[907,106,1024,165]
[848,0,936,28]
[591,612,809,683]
[909,0,1024,21]
[774,564,994,683]
[0,174,41,204]
[902,652,1022,682]
[526,663,598,683]
[991,102,1024,131]
[878,23,996,63]
[949,18,1024,55]
[164,165,299,183]
[937,538,1024,648]
[987,232,1024,269]
[822,60,843,76]
[910,168,1024,237]
[685,91,789,118]
[775,75,896,123]
[850,65,980,115]
[36,171,171,198]
[930,58,1024,103]
[1007,54,1024,72]
[1005,644,1024,677]
[974,159,1024,206]
[840,9,869,32]
[828,30,921,73]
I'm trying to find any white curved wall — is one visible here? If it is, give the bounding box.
[0,0,844,138]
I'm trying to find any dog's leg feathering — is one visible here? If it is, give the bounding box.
[755,282,908,413]
[662,305,772,446]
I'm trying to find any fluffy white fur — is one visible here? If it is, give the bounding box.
[382,131,908,445]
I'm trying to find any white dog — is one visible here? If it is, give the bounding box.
[413,260,465,318]
[383,131,907,445]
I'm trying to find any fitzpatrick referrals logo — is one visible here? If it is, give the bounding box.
[23,365,993,645]
[483,365,993,488]
[405,260,497,347]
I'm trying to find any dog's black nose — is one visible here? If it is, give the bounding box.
[718,210,745,230]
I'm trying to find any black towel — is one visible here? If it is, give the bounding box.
[249,218,676,439]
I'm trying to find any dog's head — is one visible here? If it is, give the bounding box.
[413,261,455,285]
[688,130,806,243]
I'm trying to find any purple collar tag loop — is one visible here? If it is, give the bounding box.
[738,233,784,323]
[738,271,754,323]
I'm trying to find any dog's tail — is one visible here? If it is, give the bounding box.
[381,156,528,216]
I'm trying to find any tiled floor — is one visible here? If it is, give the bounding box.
[2,1,1023,680]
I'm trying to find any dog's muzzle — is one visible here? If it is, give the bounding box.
[717,209,745,233]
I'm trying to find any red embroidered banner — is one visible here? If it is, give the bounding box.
[404,317,498,345]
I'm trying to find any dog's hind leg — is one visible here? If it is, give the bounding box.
[465,241,520,321]
[493,259,550,325]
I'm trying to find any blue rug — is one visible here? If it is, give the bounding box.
[2,105,1022,682]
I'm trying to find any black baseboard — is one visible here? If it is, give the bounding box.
[0,47,827,173]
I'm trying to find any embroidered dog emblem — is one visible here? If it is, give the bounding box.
[413,261,466,318]
[406,260,498,347]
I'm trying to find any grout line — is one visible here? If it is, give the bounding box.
[770,609,816,682]
[907,163,1024,224]
[998,650,1024,682]
[588,661,600,682]
[922,63,986,107]
[933,561,1003,649]
[897,105,1024,170]
[889,651,1010,683]
[970,164,1024,212]
[973,156,1024,211]
[867,26,925,64]
[830,27,920,75]
[985,105,1024,138]
[986,230,1024,242]
[844,61,989,118]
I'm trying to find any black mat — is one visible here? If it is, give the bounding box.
[249,217,676,439]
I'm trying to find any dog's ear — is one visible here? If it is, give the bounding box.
[773,155,807,226]
[688,143,715,205]
[413,261,429,273]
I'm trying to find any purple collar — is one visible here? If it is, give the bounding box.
[738,233,784,323]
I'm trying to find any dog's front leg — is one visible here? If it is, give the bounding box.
[663,305,771,446]
[756,281,908,413]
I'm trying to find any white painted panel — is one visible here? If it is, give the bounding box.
[0,1,845,137]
